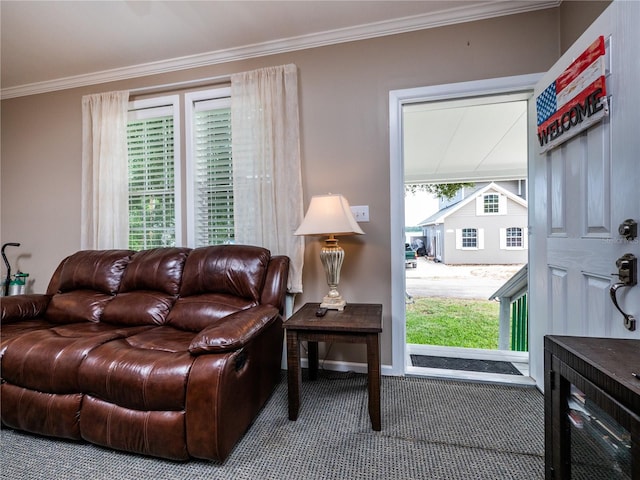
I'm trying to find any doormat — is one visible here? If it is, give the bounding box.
[410,355,522,376]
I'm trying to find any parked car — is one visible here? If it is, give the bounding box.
[405,243,417,268]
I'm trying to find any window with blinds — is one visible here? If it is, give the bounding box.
[127,96,180,250]
[186,88,233,247]
[126,89,232,250]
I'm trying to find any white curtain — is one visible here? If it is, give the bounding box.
[231,64,304,293]
[81,91,130,250]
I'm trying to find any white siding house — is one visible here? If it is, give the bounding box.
[419,182,527,265]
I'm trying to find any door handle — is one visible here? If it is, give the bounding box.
[610,283,636,331]
[610,253,637,331]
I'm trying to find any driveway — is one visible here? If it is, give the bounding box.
[405,257,524,300]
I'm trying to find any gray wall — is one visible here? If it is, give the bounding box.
[443,199,528,265]
[2,6,603,367]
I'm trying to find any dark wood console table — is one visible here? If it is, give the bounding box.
[284,303,383,431]
[544,335,640,479]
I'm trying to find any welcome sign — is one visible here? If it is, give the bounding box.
[536,36,608,153]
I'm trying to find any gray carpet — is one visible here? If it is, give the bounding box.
[1,372,545,480]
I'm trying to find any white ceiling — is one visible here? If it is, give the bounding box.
[403,94,530,184]
[1,0,557,98]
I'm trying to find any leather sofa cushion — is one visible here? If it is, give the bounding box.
[119,247,190,295]
[79,330,194,411]
[166,293,255,332]
[80,395,188,461]
[46,290,115,324]
[101,291,176,326]
[0,319,57,358]
[179,245,270,302]
[1,384,83,440]
[45,250,134,324]
[56,250,133,295]
[123,326,197,353]
[100,248,190,326]
[1,323,150,393]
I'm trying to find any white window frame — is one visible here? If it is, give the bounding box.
[483,194,500,214]
[462,228,477,248]
[476,193,507,216]
[185,87,232,247]
[456,227,485,250]
[127,95,182,248]
[500,226,528,250]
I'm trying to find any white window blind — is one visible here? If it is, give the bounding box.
[186,89,234,247]
[127,96,180,250]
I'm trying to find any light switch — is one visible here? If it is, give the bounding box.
[351,205,370,222]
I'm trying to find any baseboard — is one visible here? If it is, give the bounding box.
[294,357,396,377]
[407,344,529,363]
[405,365,536,386]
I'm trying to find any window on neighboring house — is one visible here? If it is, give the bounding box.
[500,226,526,250]
[456,227,484,250]
[506,227,523,247]
[126,87,232,250]
[462,228,477,248]
[484,194,499,213]
[127,96,180,250]
[477,192,506,215]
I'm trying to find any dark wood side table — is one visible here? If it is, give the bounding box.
[544,336,640,479]
[284,302,383,431]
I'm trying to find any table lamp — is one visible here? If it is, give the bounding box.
[295,194,364,311]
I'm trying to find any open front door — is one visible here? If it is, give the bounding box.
[528,0,640,390]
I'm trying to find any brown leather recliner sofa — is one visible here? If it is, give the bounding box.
[0,245,289,462]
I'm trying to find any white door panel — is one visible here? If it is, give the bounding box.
[529,0,640,390]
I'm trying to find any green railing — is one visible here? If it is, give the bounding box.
[510,294,528,351]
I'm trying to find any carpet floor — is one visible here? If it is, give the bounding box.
[1,372,545,480]
[410,355,523,375]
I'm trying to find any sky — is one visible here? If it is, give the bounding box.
[405,190,440,227]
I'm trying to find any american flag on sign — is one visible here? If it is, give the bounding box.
[536,36,608,152]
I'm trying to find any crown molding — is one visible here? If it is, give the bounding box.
[1,0,559,99]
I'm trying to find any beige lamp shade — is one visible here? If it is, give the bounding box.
[294,194,364,236]
[295,194,363,311]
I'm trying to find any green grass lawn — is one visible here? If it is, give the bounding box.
[406,297,500,349]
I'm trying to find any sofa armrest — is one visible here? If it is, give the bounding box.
[189,304,280,355]
[1,294,51,323]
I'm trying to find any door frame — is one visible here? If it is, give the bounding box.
[388,73,543,376]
